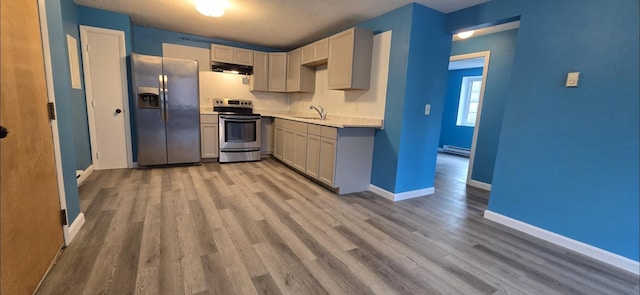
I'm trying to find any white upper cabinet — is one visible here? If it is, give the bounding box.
[301,38,329,67]
[286,48,315,93]
[269,52,287,92]
[250,51,269,91]
[328,27,373,90]
[210,44,253,66]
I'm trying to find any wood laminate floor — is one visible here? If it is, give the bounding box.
[36,154,639,294]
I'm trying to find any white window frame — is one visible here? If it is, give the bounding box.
[456,75,483,127]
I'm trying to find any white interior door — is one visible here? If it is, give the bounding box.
[80,26,132,170]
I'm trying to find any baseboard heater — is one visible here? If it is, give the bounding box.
[442,145,471,157]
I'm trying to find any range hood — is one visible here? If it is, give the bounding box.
[211,61,253,75]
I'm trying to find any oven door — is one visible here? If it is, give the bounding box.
[219,114,261,151]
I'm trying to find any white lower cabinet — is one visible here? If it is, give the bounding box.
[200,114,219,159]
[274,125,284,160]
[318,136,337,186]
[274,118,374,194]
[306,134,321,178]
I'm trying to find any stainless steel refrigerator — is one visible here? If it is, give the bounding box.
[132,54,200,166]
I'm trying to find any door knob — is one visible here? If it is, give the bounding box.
[0,126,8,139]
[115,109,122,114]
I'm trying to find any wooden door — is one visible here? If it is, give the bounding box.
[0,0,65,294]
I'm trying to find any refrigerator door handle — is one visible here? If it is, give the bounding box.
[158,75,165,121]
[163,75,169,121]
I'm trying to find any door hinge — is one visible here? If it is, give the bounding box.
[60,209,68,226]
[96,152,100,159]
[91,100,95,108]
[47,102,56,120]
[86,44,90,52]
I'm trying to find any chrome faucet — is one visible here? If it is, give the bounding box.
[309,105,326,119]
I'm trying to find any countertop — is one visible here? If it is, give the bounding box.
[200,107,383,129]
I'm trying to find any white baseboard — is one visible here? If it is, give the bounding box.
[484,210,639,275]
[131,162,139,168]
[467,179,491,191]
[76,165,94,187]
[368,185,435,201]
[65,213,85,246]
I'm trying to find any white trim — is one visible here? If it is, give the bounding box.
[467,179,491,191]
[76,165,94,186]
[449,51,491,188]
[484,210,640,275]
[66,213,85,245]
[368,185,435,201]
[38,0,71,243]
[80,25,133,169]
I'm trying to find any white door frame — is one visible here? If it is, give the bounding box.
[449,51,492,191]
[79,25,133,169]
[37,0,85,245]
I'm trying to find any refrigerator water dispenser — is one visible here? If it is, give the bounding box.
[137,86,160,108]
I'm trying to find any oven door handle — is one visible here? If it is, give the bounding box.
[220,116,261,121]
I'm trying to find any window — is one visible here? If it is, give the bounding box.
[456,76,482,127]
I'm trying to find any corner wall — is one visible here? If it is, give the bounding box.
[44,0,83,222]
[359,3,451,194]
[448,0,639,262]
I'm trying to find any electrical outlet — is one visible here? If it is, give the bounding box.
[424,104,431,115]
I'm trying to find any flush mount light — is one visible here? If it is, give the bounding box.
[456,30,475,39]
[195,0,229,17]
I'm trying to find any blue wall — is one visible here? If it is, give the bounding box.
[44,0,83,222]
[448,0,639,261]
[439,67,482,150]
[133,25,280,56]
[450,29,518,184]
[361,3,451,194]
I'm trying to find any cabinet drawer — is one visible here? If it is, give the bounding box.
[200,114,218,124]
[321,126,337,139]
[283,119,307,133]
[307,124,321,136]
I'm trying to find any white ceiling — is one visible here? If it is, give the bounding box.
[73,0,489,50]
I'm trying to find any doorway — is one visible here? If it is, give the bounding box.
[438,51,491,190]
[80,25,132,170]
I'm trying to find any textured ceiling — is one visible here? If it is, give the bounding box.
[74,0,489,50]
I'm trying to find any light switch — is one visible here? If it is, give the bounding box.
[424,104,431,115]
[566,72,580,87]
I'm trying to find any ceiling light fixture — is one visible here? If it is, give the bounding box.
[195,0,229,17]
[456,30,475,39]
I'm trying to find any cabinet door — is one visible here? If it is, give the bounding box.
[300,44,315,65]
[328,29,354,89]
[201,123,219,158]
[319,137,337,186]
[306,134,321,178]
[268,53,287,92]
[211,44,234,63]
[283,129,295,165]
[274,126,284,160]
[234,48,254,66]
[251,51,268,91]
[292,131,307,171]
[315,38,329,61]
[286,49,301,92]
[328,27,373,90]
[286,49,315,93]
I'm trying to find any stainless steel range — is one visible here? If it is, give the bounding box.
[214,98,261,163]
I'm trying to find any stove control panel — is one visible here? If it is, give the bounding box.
[214,98,252,108]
